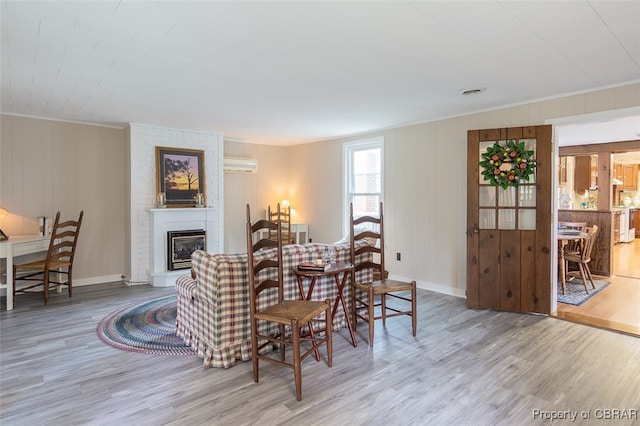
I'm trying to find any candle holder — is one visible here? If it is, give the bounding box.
[195,193,205,207]
[156,192,167,208]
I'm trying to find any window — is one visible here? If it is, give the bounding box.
[343,137,383,231]
[478,138,537,230]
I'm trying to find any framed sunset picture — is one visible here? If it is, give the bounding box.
[155,146,205,207]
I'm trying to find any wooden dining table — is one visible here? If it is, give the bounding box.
[557,230,587,294]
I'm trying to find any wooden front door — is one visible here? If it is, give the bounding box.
[466,126,552,314]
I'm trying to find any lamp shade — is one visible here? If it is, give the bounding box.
[0,207,8,220]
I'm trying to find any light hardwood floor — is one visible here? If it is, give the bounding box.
[2,283,640,425]
[613,237,640,278]
[556,238,640,336]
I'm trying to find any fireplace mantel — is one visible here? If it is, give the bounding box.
[148,207,221,287]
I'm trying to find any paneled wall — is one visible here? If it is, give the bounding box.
[2,83,639,296]
[285,84,639,297]
[0,115,126,284]
[558,210,612,276]
[223,141,291,254]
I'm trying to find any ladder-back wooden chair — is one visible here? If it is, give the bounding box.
[268,204,292,244]
[13,210,84,305]
[565,225,599,293]
[558,220,588,282]
[349,202,416,347]
[246,204,332,401]
[558,221,587,253]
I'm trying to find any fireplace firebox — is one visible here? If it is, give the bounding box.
[167,229,206,270]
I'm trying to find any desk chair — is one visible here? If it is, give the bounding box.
[13,210,84,305]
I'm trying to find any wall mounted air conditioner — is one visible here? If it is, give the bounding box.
[223,157,258,174]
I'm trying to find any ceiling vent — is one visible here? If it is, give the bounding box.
[460,87,486,96]
[223,157,258,174]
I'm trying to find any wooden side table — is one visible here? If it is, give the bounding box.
[294,261,357,347]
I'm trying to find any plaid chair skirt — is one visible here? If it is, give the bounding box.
[176,241,372,368]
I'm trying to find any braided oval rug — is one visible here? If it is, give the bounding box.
[97,294,194,355]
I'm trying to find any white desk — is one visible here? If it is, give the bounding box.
[0,235,50,310]
[290,223,309,244]
[258,223,309,244]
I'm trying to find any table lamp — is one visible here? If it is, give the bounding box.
[0,207,8,240]
[281,199,299,221]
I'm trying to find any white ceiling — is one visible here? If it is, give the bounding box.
[555,109,640,164]
[613,151,640,165]
[556,114,640,146]
[1,1,639,146]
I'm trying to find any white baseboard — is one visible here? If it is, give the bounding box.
[2,273,468,299]
[0,274,125,297]
[72,274,124,287]
[389,273,467,299]
[416,280,466,299]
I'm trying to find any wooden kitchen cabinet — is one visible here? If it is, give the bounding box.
[614,163,638,190]
[613,211,621,244]
[574,155,592,191]
[622,164,637,190]
[614,163,624,181]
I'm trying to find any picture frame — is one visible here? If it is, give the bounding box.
[156,147,206,207]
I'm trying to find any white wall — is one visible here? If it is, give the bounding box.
[223,141,291,254]
[126,123,223,282]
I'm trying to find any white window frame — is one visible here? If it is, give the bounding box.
[343,137,384,235]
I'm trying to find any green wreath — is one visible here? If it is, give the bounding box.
[479,140,536,189]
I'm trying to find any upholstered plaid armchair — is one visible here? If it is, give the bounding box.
[175,241,372,368]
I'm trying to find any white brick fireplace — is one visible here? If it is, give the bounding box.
[126,123,224,286]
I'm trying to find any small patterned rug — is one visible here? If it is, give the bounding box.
[558,278,610,306]
[97,294,194,355]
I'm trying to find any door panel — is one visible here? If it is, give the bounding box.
[500,230,520,311]
[467,125,551,314]
[520,231,537,312]
[478,229,500,308]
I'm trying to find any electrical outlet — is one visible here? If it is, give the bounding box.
[396,252,401,261]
